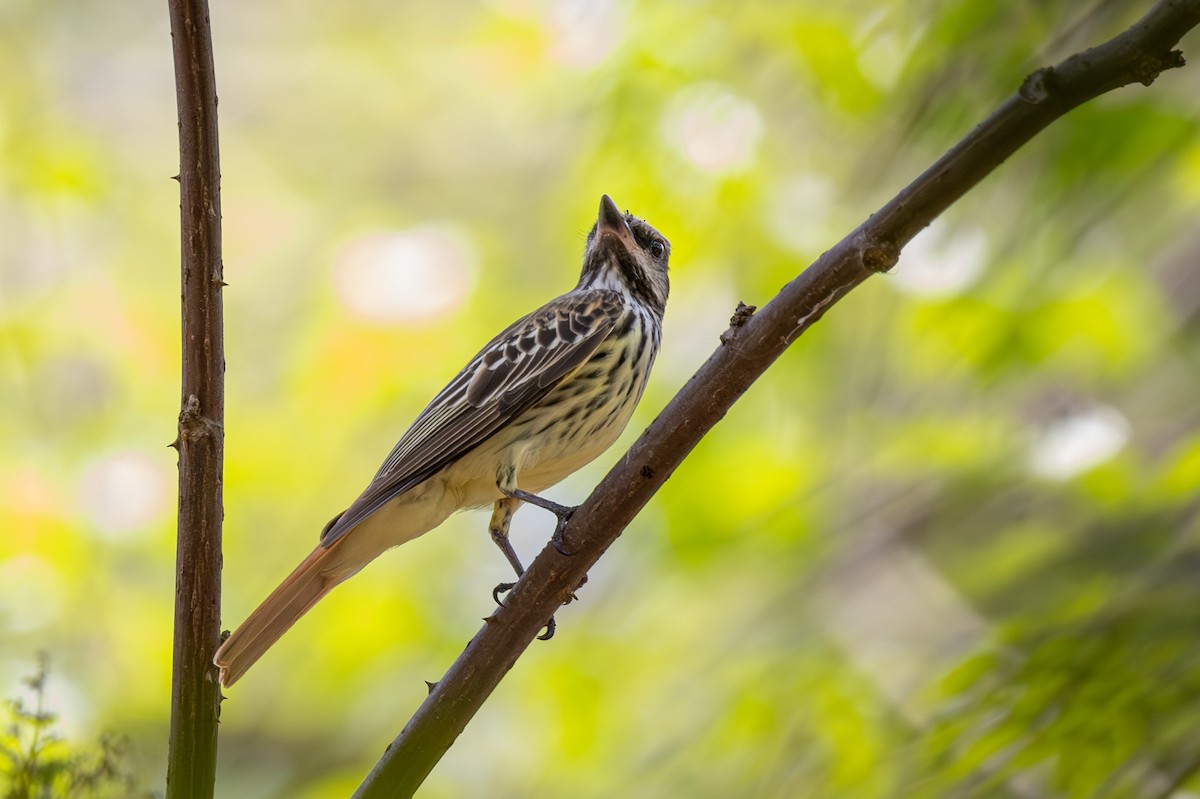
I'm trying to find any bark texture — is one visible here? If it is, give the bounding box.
[166,0,225,795]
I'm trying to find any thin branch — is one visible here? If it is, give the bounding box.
[165,0,225,796]
[354,1,1200,796]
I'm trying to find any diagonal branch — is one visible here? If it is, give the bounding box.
[166,0,225,796]
[354,1,1200,796]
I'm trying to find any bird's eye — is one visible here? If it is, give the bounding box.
[648,240,666,259]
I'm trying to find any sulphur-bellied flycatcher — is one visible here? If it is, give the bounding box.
[214,195,670,687]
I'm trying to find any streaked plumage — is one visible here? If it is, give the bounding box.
[214,195,670,687]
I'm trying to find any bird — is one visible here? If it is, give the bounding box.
[213,194,671,687]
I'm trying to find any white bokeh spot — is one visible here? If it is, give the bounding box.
[661,83,763,174]
[546,0,622,68]
[1029,404,1131,480]
[77,450,170,540]
[334,224,477,323]
[892,222,988,298]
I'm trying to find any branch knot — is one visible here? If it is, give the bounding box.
[860,241,899,274]
[1019,67,1055,103]
[1131,48,1186,86]
[719,302,758,344]
[174,394,223,450]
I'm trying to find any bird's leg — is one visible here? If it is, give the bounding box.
[498,487,579,556]
[496,481,587,611]
[490,471,557,640]
[488,495,525,603]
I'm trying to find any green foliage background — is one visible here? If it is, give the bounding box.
[3,1,1200,796]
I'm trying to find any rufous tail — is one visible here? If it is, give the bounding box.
[214,543,344,688]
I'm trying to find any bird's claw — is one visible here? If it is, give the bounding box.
[496,576,586,607]
[494,580,557,640]
[551,515,577,556]
[492,581,516,606]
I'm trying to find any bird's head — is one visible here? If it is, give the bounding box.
[579,194,670,317]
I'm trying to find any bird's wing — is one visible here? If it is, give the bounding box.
[319,288,626,545]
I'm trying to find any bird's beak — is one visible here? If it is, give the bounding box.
[597,194,636,249]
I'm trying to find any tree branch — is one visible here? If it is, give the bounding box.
[165,0,224,796]
[354,1,1200,796]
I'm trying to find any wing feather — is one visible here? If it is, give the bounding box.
[320,289,625,545]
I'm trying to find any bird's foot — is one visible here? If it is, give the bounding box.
[494,574,588,607]
[492,581,516,606]
[501,487,580,556]
[539,617,556,641]
[491,581,558,641]
[550,518,576,557]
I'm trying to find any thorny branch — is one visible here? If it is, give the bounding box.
[165,0,225,796]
